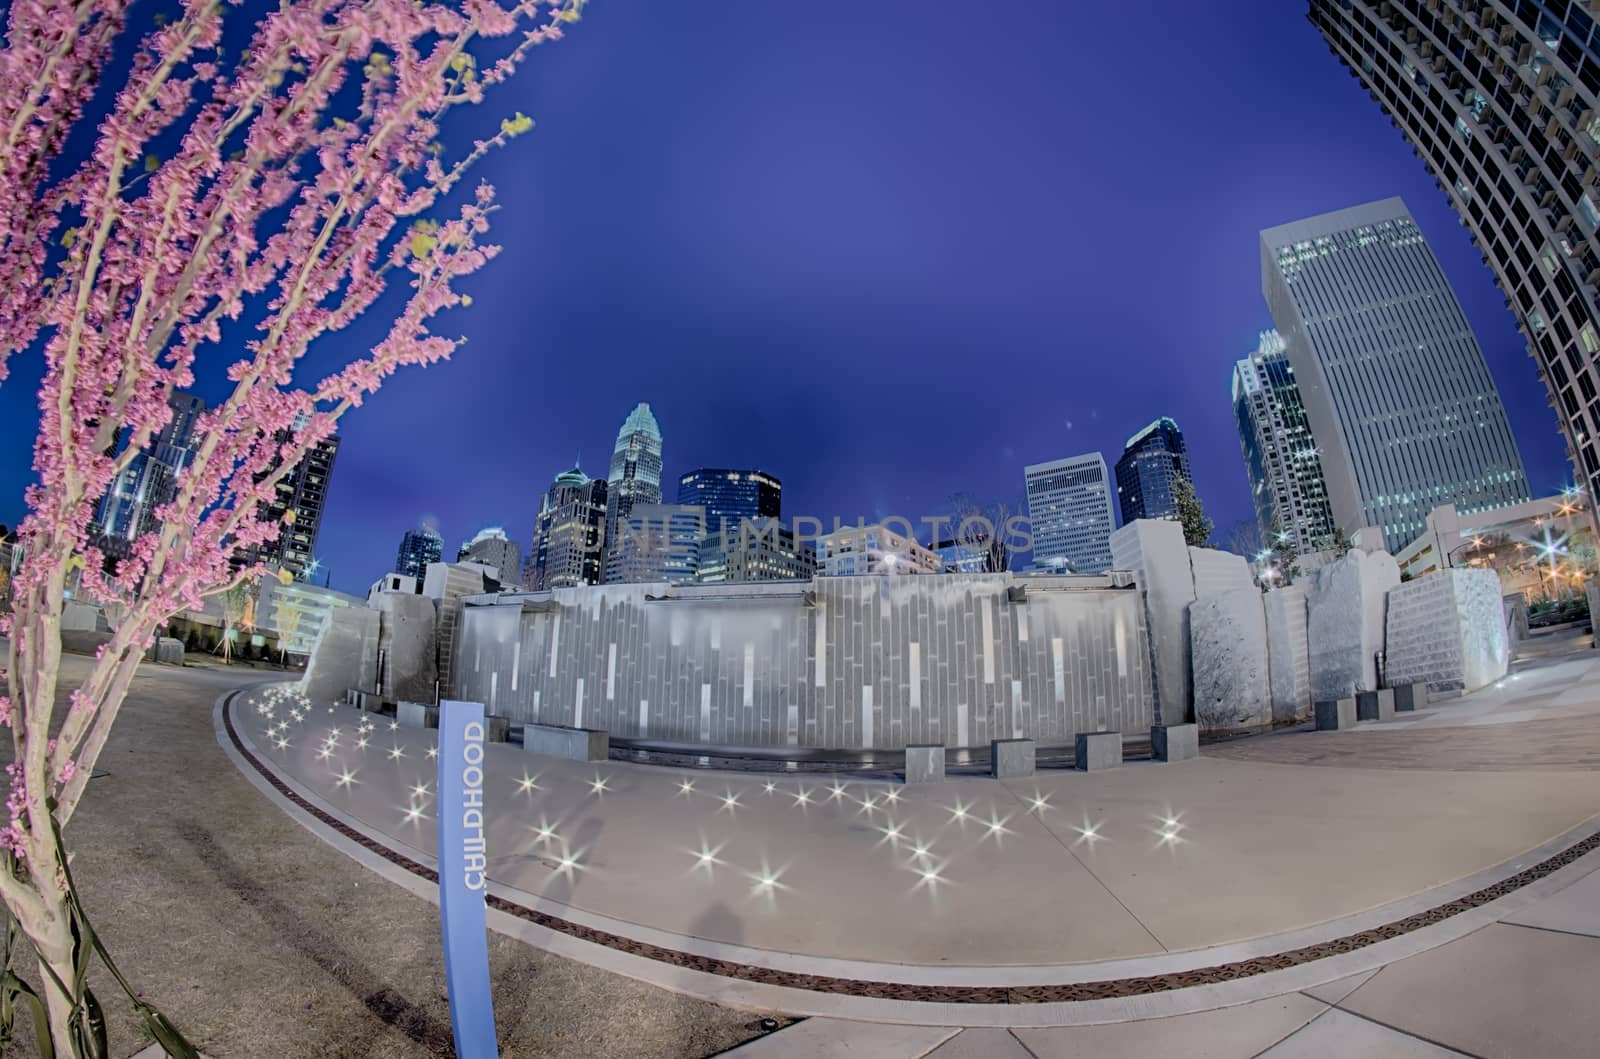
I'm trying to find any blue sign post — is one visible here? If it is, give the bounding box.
[437,699,500,1057]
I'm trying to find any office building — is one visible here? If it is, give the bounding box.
[1309,0,1600,527]
[233,419,340,580]
[697,518,817,582]
[1262,197,1530,551]
[93,391,206,559]
[255,578,363,658]
[603,402,663,581]
[816,524,943,576]
[676,468,782,535]
[396,526,444,580]
[528,466,609,590]
[608,503,705,584]
[1232,330,1340,555]
[1024,452,1118,573]
[457,526,522,587]
[1114,418,1193,524]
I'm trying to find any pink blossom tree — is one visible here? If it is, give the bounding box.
[0,0,582,1050]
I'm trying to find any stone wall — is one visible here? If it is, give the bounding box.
[1109,520,1194,725]
[374,591,437,703]
[1264,582,1312,722]
[299,606,379,703]
[1189,589,1271,730]
[1189,547,1253,598]
[1384,569,1509,694]
[451,573,1155,751]
[1306,549,1399,699]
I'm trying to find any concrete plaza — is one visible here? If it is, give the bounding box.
[220,629,1600,1055]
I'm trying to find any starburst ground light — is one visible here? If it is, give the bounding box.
[237,684,1231,965]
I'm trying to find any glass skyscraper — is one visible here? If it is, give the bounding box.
[1114,418,1193,525]
[609,503,706,584]
[676,468,782,536]
[1232,330,1340,554]
[396,526,443,579]
[603,402,663,582]
[1262,197,1530,552]
[530,466,609,590]
[1023,452,1117,573]
[1309,0,1600,528]
[93,391,206,559]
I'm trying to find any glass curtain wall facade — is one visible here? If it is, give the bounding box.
[1114,418,1193,524]
[1023,452,1118,573]
[93,391,207,560]
[1309,0,1600,531]
[396,527,444,579]
[676,468,782,535]
[1232,330,1341,553]
[1262,197,1529,552]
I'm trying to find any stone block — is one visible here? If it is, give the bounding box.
[485,715,511,743]
[1151,723,1198,761]
[299,606,380,704]
[1314,697,1357,730]
[1111,519,1196,725]
[524,723,608,761]
[1392,682,1427,711]
[1189,546,1255,598]
[904,744,945,784]
[1307,549,1400,700]
[396,700,440,729]
[374,591,437,704]
[1384,568,1509,694]
[1264,583,1312,723]
[1074,731,1122,771]
[989,738,1035,778]
[1189,589,1271,731]
[1355,689,1394,722]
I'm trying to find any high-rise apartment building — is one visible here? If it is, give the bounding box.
[1114,418,1193,524]
[608,503,705,584]
[234,421,340,580]
[697,518,817,582]
[396,526,444,579]
[93,391,206,559]
[1308,0,1600,526]
[676,468,782,534]
[1232,330,1340,555]
[1024,452,1118,573]
[603,402,663,582]
[1262,197,1530,551]
[457,526,521,587]
[528,466,609,590]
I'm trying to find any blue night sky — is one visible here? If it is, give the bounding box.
[0,1,1573,594]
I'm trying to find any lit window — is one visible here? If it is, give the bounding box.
[1583,323,1600,355]
[1583,194,1600,231]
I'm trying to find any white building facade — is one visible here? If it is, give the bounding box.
[1024,452,1117,574]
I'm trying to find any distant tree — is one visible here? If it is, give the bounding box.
[1172,479,1213,548]
[1266,516,1300,587]
[1225,519,1264,559]
[947,493,1015,572]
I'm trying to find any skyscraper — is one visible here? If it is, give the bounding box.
[93,391,206,559]
[529,466,609,590]
[697,519,817,583]
[1024,452,1117,573]
[396,526,443,579]
[1114,418,1193,524]
[1262,197,1530,552]
[233,421,340,580]
[457,526,522,587]
[1232,330,1339,555]
[1308,0,1600,525]
[608,503,705,584]
[603,402,663,582]
[676,468,781,534]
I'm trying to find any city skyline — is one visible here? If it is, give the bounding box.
[0,2,1575,595]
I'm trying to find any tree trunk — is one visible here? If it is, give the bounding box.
[27,876,78,1055]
